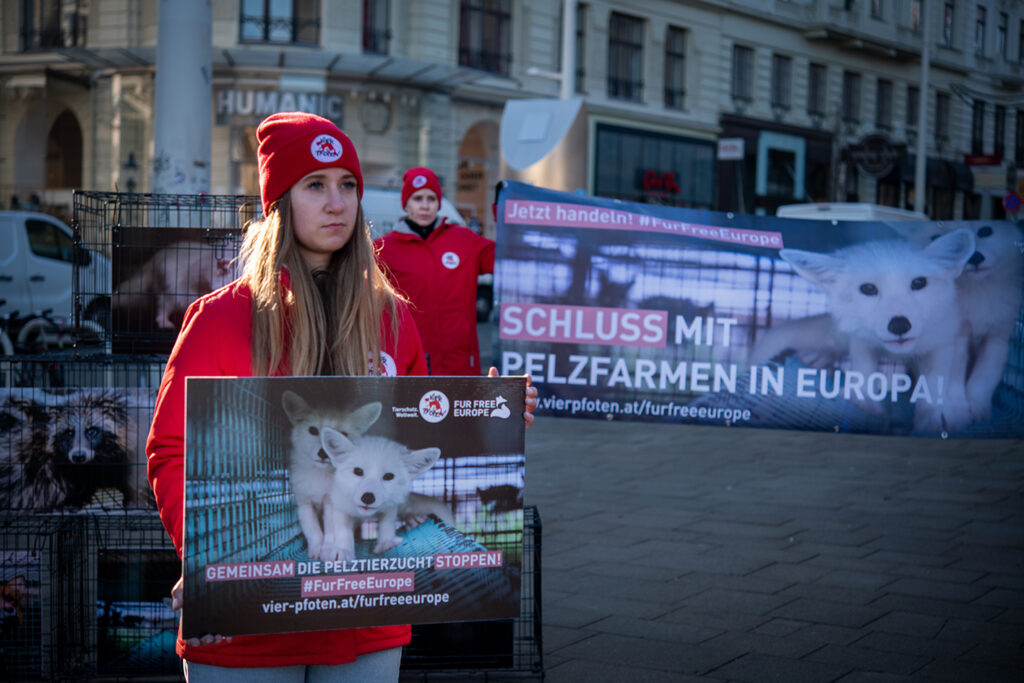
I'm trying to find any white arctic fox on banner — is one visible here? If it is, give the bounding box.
[888,221,1024,424]
[318,427,450,562]
[753,229,976,433]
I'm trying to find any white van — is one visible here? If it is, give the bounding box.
[0,211,110,324]
[776,202,928,221]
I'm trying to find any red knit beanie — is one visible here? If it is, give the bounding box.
[401,167,442,207]
[256,112,363,216]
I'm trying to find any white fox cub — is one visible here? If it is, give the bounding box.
[754,229,976,433]
[282,391,383,559]
[318,427,449,562]
[890,221,1024,423]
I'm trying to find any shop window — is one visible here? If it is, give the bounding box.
[45,109,82,189]
[963,193,982,220]
[971,100,986,154]
[664,25,686,110]
[876,180,900,207]
[593,123,716,209]
[842,71,861,124]
[20,0,87,51]
[994,105,1006,158]
[933,186,954,219]
[771,54,791,112]
[756,131,805,204]
[362,0,389,55]
[731,45,754,102]
[875,79,892,131]
[575,4,587,93]
[936,92,950,143]
[459,0,512,76]
[1015,109,1024,165]
[807,63,826,119]
[607,12,644,102]
[240,0,319,45]
[845,162,859,202]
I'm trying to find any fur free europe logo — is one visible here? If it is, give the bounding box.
[402,392,512,422]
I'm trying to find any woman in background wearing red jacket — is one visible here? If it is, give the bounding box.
[148,113,428,682]
[375,167,495,376]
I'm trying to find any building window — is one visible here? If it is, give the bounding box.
[875,79,893,130]
[771,54,791,111]
[910,0,921,32]
[1020,20,1024,62]
[1016,109,1024,165]
[607,12,644,102]
[997,12,1007,59]
[972,100,985,154]
[943,3,954,46]
[19,0,88,50]
[458,0,512,75]
[936,92,950,142]
[906,84,919,130]
[842,70,861,123]
[807,63,826,118]
[664,26,686,109]
[871,0,883,20]
[731,44,754,102]
[240,0,319,44]
[362,0,389,54]
[995,104,1006,157]
[575,3,586,94]
[975,5,986,57]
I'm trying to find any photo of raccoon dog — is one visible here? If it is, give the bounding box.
[0,391,151,511]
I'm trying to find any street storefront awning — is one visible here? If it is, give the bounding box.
[898,155,974,191]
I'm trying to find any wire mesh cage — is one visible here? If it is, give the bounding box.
[400,505,543,681]
[0,507,542,682]
[0,514,180,681]
[0,191,547,679]
[71,191,261,356]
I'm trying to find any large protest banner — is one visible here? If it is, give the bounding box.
[182,376,526,638]
[494,181,1024,438]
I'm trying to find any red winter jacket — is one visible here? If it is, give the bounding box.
[146,276,426,667]
[375,218,495,376]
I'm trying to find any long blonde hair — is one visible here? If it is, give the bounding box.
[240,193,400,376]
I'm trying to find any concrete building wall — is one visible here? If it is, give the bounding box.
[0,0,1021,219]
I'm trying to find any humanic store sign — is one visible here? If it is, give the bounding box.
[215,88,344,125]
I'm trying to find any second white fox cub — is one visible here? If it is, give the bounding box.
[751,229,976,432]
[318,427,451,562]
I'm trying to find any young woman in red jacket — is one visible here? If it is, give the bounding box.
[147,113,535,681]
[375,167,495,375]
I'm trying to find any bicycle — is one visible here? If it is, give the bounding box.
[14,308,106,353]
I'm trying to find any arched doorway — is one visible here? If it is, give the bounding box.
[45,109,83,189]
[457,120,499,238]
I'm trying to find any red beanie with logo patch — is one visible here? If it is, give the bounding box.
[401,167,442,207]
[256,112,363,216]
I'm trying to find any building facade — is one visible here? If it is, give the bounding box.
[1,0,1021,228]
